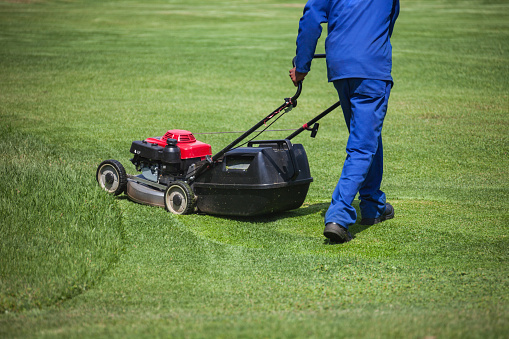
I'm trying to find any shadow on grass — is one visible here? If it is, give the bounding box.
[201,200,374,242]
[198,201,330,223]
[116,192,374,244]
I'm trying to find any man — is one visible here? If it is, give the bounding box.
[290,0,400,243]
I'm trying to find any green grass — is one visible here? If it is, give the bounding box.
[0,0,508,338]
[0,126,124,311]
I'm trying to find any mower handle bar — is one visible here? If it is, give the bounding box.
[209,54,327,163]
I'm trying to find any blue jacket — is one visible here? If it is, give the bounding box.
[295,0,400,82]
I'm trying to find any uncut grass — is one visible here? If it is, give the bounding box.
[0,127,124,312]
[0,0,508,338]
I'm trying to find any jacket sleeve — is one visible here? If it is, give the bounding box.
[295,0,328,74]
[389,0,400,37]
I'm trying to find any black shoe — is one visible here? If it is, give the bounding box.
[360,203,395,226]
[323,222,352,243]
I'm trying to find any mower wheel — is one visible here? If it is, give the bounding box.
[164,181,195,215]
[96,160,127,196]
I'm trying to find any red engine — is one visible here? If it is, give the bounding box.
[129,129,212,183]
[144,129,211,160]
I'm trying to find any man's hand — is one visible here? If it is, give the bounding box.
[289,67,308,87]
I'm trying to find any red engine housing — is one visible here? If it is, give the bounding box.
[145,129,211,160]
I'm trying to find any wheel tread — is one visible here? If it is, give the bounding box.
[96,159,127,195]
[164,181,196,215]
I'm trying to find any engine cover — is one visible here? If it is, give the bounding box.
[144,129,211,160]
[129,130,212,163]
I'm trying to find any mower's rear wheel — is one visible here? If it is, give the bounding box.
[96,160,127,196]
[164,181,195,215]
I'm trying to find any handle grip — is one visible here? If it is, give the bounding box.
[290,54,325,101]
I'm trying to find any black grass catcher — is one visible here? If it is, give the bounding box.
[96,55,340,217]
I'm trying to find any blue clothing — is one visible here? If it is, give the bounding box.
[295,0,400,82]
[324,79,392,227]
[294,0,399,228]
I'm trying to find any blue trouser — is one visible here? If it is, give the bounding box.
[325,78,392,228]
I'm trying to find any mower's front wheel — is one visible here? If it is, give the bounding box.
[164,181,195,215]
[96,160,127,196]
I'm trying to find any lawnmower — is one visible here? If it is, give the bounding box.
[96,55,340,217]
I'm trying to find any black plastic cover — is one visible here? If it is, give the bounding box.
[192,140,312,216]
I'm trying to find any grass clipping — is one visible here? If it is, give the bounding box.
[0,127,123,312]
